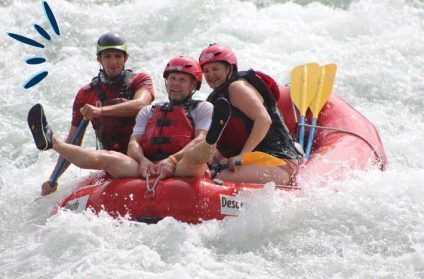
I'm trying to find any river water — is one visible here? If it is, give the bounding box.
[1,0,424,278]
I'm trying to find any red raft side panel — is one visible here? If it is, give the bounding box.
[276,86,387,183]
[60,174,278,224]
[59,86,387,224]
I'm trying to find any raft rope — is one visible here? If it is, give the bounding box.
[286,95,385,170]
[299,123,386,170]
[144,169,161,199]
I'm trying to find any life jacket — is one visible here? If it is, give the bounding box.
[141,100,200,161]
[90,69,135,153]
[207,69,301,160]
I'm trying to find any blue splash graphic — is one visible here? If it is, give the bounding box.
[7,1,60,89]
[43,0,60,36]
[25,57,46,65]
[33,24,52,41]
[23,71,49,89]
[7,33,45,48]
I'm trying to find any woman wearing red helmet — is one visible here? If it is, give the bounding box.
[199,44,302,185]
[28,56,230,181]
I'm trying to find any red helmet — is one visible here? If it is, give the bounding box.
[163,56,202,90]
[198,44,237,69]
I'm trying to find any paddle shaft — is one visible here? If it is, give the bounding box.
[304,64,336,159]
[298,66,308,147]
[299,116,306,147]
[49,119,88,187]
[209,151,286,173]
[209,160,242,173]
[305,118,318,159]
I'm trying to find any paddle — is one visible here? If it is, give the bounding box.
[305,64,337,159]
[210,151,286,172]
[290,63,320,148]
[49,119,88,187]
[237,151,286,166]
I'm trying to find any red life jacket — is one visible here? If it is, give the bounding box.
[207,69,301,160]
[141,102,198,161]
[91,70,135,153]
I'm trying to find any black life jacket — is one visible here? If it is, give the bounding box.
[207,69,301,160]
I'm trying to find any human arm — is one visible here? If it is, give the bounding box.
[80,72,155,120]
[226,80,272,169]
[80,92,153,120]
[127,134,155,178]
[127,106,156,178]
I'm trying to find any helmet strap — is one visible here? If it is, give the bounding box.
[226,69,234,81]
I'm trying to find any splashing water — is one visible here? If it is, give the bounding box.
[1,0,424,278]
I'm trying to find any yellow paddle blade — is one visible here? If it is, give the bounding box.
[309,64,337,118]
[241,151,287,167]
[290,63,320,115]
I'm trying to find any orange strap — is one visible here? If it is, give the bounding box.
[168,155,178,165]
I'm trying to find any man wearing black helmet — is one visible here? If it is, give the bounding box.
[40,32,155,196]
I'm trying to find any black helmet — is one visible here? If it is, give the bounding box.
[96,32,128,55]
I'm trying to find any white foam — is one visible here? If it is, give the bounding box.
[1,0,424,278]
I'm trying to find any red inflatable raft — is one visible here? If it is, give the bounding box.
[59,87,387,224]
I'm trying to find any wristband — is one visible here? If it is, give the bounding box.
[168,155,178,165]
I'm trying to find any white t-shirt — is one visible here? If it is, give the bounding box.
[132,101,213,136]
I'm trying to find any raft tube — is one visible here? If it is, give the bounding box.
[59,87,387,224]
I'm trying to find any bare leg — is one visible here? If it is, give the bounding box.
[173,98,231,177]
[216,159,298,185]
[52,136,140,179]
[174,141,215,177]
[27,103,140,179]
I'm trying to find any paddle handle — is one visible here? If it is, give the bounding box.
[49,119,88,187]
[305,118,318,159]
[209,160,242,173]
